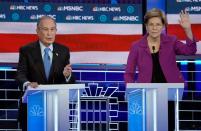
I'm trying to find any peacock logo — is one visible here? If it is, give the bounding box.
[30,105,44,117]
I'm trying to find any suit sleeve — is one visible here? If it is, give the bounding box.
[174,36,197,55]
[64,46,76,84]
[16,47,29,90]
[124,43,138,83]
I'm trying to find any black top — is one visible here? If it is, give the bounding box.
[151,52,167,83]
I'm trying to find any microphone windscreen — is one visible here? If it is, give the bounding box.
[152,46,155,52]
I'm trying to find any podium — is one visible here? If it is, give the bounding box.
[126,83,184,131]
[22,84,85,131]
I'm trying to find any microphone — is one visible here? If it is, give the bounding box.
[152,46,155,53]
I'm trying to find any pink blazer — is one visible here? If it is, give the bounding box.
[124,34,197,83]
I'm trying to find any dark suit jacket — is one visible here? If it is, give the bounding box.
[16,41,75,130]
[16,41,75,91]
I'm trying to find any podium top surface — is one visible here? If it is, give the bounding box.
[126,83,184,101]
[127,83,184,89]
[22,84,85,103]
[26,84,85,91]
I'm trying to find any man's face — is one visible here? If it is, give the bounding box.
[36,18,57,46]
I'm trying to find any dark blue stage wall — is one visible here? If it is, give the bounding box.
[0,58,201,130]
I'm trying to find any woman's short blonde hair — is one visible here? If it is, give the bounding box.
[144,8,167,25]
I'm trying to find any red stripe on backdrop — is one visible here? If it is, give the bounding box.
[0,34,142,52]
[56,34,142,51]
[167,24,201,40]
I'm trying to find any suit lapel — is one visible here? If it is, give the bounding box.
[139,34,151,55]
[48,43,59,83]
[32,42,47,82]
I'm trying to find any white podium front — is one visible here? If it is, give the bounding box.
[22,84,85,131]
[126,83,184,131]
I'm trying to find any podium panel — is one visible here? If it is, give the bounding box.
[28,91,45,131]
[128,89,145,131]
[126,83,184,131]
[22,84,85,131]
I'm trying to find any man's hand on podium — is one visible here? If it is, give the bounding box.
[27,82,39,88]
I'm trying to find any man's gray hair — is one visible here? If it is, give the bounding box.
[37,16,56,27]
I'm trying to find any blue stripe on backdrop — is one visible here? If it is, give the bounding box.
[0,0,142,4]
[180,61,188,82]
[180,61,188,98]
[0,67,13,70]
[195,60,201,98]
[147,0,165,12]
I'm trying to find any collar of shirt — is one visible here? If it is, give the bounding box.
[39,41,53,63]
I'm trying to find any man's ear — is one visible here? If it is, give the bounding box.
[36,28,40,36]
[145,24,148,31]
[36,28,38,34]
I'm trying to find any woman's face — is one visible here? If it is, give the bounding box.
[146,17,164,39]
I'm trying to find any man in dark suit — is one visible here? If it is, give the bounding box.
[16,16,75,131]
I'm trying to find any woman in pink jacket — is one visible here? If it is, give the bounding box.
[124,8,197,83]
